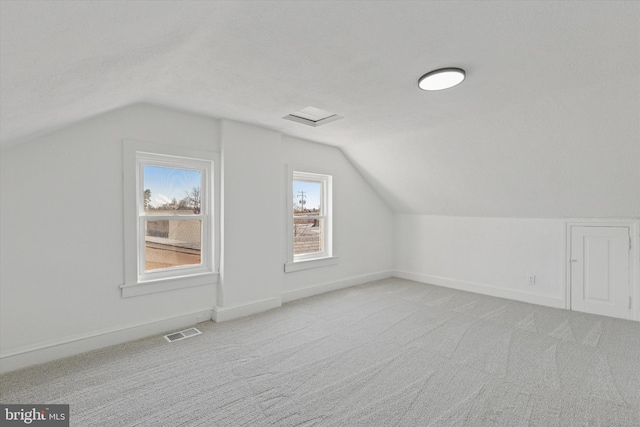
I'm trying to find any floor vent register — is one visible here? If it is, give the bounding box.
[164,327,202,342]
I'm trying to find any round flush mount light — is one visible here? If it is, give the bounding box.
[418,67,466,91]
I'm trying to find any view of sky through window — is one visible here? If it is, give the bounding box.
[293,180,321,211]
[144,166,201,209]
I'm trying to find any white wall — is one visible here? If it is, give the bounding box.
[394,215,566,308]
[219,120,283,309]
[0,107,395,371]
[214,126,395,316]
[3,102,635,373]
[281,136,394,301]
[0,104,220,370]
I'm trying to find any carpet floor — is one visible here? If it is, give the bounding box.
[1,278,639,426]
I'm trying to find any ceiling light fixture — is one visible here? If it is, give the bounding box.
[418,67,466,91]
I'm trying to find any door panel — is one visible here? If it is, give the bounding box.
[584,236,612,302]
[571,226,630,319]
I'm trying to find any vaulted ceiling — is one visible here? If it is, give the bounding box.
[1,1,638,217]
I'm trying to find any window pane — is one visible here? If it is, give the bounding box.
[143,166,201,215]
[294,218,323,255]
[145,219,201,271]
[293,180,322,215]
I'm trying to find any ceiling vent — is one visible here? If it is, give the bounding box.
[283,106,342,127]
[164,327,202,342]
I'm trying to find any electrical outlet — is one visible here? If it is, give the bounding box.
[527,275,536,286]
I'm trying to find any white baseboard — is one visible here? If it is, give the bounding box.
[213,297,282,322]
[393,271,565,309]
[282,270,393,303]
[0,309,213,374]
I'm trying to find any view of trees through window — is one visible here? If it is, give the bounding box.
[142,165,203,271]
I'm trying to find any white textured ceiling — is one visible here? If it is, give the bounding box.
[1,1,639,217]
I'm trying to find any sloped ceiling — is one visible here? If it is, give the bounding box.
[1,1,638,217]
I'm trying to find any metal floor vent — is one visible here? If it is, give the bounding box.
[164,327,202,342]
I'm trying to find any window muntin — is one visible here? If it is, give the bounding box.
[136,154,212,282]
[292,171,332,262]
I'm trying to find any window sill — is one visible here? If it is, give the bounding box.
[121,272,219,298]
[284,256,339,273]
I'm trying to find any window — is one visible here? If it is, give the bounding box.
[285,169,337,272]
[138,155,210,279]
[123,140,219,297]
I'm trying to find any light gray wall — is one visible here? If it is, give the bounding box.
[0,104,220,356]
[281,136,393,297]
[219,120,283,308]
[0,104,394,370]
[394,214,640,319]
[394,215,566,307]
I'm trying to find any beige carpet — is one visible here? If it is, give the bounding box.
[2,278,639,426]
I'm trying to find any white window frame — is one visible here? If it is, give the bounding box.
[122,139,219,297]
[285,167,338,273]
[136,153,211,281]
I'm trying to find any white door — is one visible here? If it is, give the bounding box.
[570,226,631,319]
